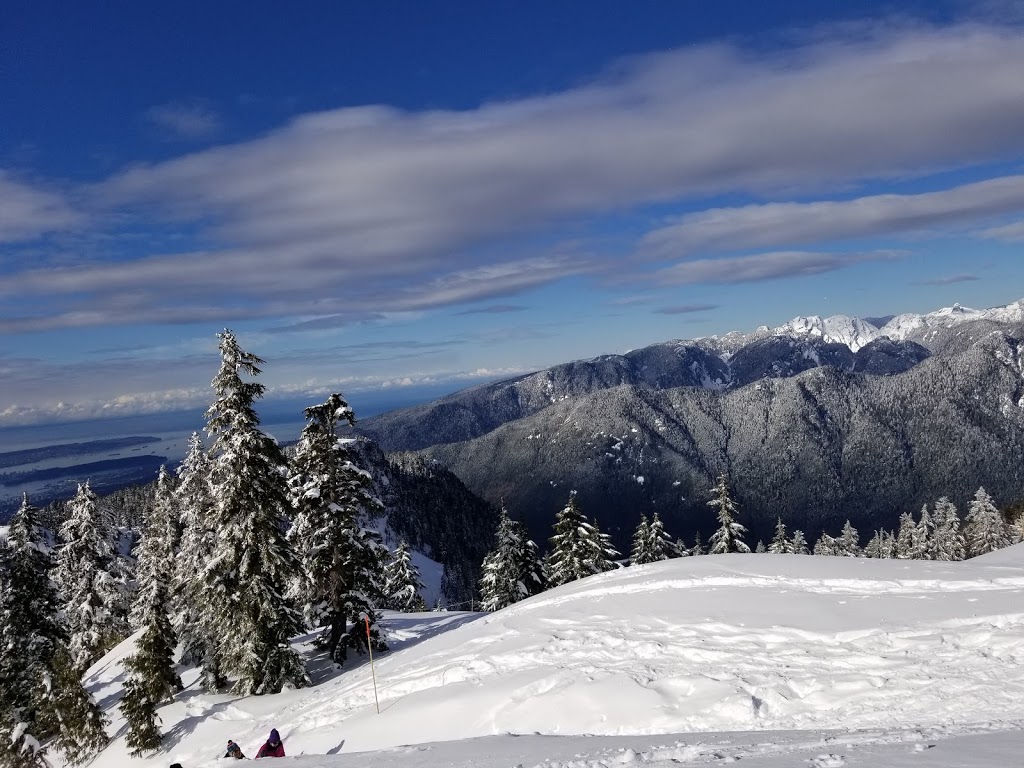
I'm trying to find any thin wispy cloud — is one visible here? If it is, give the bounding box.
[144,101,222,140]
[608,295,657,306]
[0,172,82,243]
[263,312,387,334]
[654,303,719,315]
[638,175,1024,259]
[913,274,980,286]
[654,250,907,285]
[980,220,1024,241]
[456,304,528,315]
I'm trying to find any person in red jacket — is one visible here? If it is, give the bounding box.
[255,729,285,758]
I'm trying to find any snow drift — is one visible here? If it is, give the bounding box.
[77,548,1024,767]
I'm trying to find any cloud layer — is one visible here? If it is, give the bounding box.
[639,176,1024,258]
[0,172,82,243]
[5,21,1024,332]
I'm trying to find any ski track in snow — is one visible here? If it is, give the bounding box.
[75,547,1024,767]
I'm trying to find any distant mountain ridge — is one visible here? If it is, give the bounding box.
[354,297,1024,550]
[357,297,1024,453]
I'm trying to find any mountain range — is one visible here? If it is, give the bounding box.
[356,299,1024,549]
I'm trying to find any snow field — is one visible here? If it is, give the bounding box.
[79,546,1024,767]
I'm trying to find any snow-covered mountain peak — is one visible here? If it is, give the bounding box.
[773,313,881,352]
[880,299,1024,341]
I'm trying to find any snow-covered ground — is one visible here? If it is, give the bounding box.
[76,546,1024,767]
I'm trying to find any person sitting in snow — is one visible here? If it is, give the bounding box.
[225,739,246,759]
[255,728,285,758]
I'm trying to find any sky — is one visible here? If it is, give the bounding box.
[3,0,1024,433]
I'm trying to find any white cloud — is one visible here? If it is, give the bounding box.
[639,175,1024,258]
[980,220,1024,241]
[653,250,907,285]
[7,22,1024,329]
[0,172,82,243]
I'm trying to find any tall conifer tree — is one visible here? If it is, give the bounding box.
[647,513,674,561]
[932,497,966,561]
[837,520,861,556]
[120,468,183,753]
[546,492,619,586]
[964,487,1012,557]
[54,482,124,673]
[913,504,934,560]
[708,475,750,554]
[768,518,792,554]
[0,495,109,767]
[382,542,427,612]
[287,393,387,663]
[480,505,547,611]
[204,330,308,694]
[790,530,809,555]
[630,514,652,565]
[172,432,225,689]
[894,510,917,559]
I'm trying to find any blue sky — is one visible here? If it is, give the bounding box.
[3,0,1024,430]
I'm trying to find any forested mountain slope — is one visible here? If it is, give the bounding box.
[357,300,1023,453]
[419,326,1024,549]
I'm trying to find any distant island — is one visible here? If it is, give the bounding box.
[0,436,161,470]
[0,455,168,487]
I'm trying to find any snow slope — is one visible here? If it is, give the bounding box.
[76,548,1024,767]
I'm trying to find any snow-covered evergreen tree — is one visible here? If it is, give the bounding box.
[630,515,652,565]
[768,518,792,554]
[120,467,183,753]
[172,431,224,690]
[630,512,674,565]
[120,599,181,756]
[894,511,917,559]
[932,497,966,561]
[707,475,750,554]
[49,648,110,766]
[0,496,110,767]
[813,533,838,556]
[546,492,619,586]
[53,482,125,673]
[863,530,885,558]
[287,392,387,663]
[647,513,674,561]
[674,536,690,557]
[690,532,705,556]
[754,540,766,553]
[480,505,547,612]
[837,520,860,556]
[204,330,308,694]
[382,541,427,612]
[964,486,1012,558]
[118,676,162,757]
[913,504,934,560]
[589,516,619,573]
[790,530,809,555]
[130,466,177,627]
